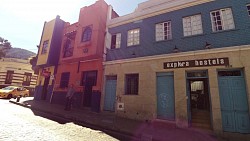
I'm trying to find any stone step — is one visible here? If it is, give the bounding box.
[192,122,212,130]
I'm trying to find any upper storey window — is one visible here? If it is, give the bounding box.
[155,21,172,41]
[183,14,203,36]
[81,26,92,42]
[247,4,250,16]
[111,33,121,49]
[41,40,49,54]
[127,28,140,46]
[210,8,235,32]
[63,39,73,58]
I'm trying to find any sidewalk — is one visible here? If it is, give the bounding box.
[9,97,221,141]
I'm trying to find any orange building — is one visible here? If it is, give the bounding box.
[51,0,118,111]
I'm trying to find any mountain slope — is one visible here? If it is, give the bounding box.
[5,48,36,60]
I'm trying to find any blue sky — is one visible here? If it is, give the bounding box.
[0,0,147,53]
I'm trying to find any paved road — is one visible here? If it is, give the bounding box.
[0,99,121,141]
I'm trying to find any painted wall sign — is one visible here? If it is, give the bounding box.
[164,57,229,69]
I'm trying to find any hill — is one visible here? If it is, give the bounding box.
[5,48,36,60]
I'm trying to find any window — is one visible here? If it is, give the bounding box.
[125,74,139,95]
[210,8,235,32]
[81,71,97,86]
[247,4,250,16]
[127,28,140,46]
[63,39,73,58]
[23,73,32,86]
[82,26,92,42]
[41,40,49,54]
[183,14,203,36]
[156,21,172,41]
[60,72,70,88]
[5,70,14,84]
[111,33,121,49]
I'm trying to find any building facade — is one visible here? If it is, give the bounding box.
[103,0,250,135]
[51,0,118,111]
[34,16,65,101]
[0,58,37,95]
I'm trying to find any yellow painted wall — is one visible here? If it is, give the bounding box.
[36,66,55,86]
[0,58,37,87]
[36,19,56,65]
[103,45,250,134]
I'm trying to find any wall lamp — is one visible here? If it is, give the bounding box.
[205,42,212,49]
[173,45,180,53]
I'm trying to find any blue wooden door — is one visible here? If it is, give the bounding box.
[104,76,117,111]
[218,71,250,133]
[156,72,175,120]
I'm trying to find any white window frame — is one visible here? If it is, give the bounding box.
[183,14,203,37]
[210,8,235,32]
[247,4,250,16]
[127,28,140,46]
[155,21,172,41]
[111,33,121,49]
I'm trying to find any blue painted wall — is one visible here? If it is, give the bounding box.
[107,0,250,61]
[48,16,65,66]
[34,85,53,102]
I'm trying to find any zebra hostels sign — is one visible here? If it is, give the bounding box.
[164,58,229,69]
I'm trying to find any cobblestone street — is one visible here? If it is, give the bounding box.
[0,99,119,141]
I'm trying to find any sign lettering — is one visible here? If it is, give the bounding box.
[164,58,229,69]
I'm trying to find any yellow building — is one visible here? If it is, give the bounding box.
[34,16,65,101]
[0,58,37,95]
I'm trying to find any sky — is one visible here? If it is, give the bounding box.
[0,0,147,53]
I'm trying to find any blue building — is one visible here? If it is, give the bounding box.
[103,0,250,136]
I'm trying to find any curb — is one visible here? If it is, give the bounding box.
[9,100,142,141]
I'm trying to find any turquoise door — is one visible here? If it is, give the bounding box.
[156,72,175,120]
[104,76,117,112]
[218,70,250,133]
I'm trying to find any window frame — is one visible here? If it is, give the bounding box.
[59,72,70,88]
[81,26,92,42]
[5,70,14,84]
[183,14,203,37]
[155,21,172,41]
[247,4,250,16]
[111,33,121,49]
[23,72,32,86]
[63,38,73,58]
[125,73,139,95]
[127,28,140,47]
[41,40,49,54]
[80,70,98,86]
[210,8,235,32]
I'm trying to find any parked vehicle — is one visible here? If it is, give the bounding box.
[0,86,29,99]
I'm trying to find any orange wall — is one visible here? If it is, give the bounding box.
[55,0,108,94]
[55,59,103,92]
[59,0,108,62]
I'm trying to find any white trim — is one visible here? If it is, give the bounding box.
[247,4,250,16]
[108,0,214,28]
[104,45,250,65]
